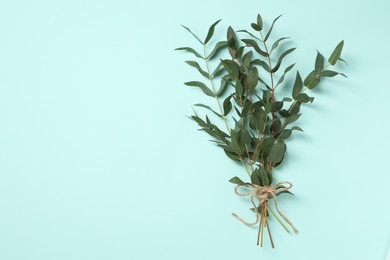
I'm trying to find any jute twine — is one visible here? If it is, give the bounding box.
[232,181,298,234]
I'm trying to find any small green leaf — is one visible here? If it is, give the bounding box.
[251,23,261,31]
[211,62,224,77]
[251,169,262,186]
[257,14,263,30]
[315,51,325,72]
[181,24,203,44]
[184,81,214,97]
[328,40,344,65]
[284,114,301,126]
[270,37,290,54]
[252,59,270,72]
[295,93,314,103]
[221,59,240,81]
[224,150,240,161]
[185,61,209,78]
[229,176,245,185]
[319,70,347,78]
[277,129,292,139]
[194,103,222,117]
[216,75,231,96]
[207,41,227,59]
[338,57,348,66]
[291,126,303,132]
[237,30,261,41]
[292,72,303,98]
[242,51,252,68]
[190,114,207,127]
[290,101,301,116]
[271,47,296,73]
[227,26,237,46]
[304,70,320,89]
[246,67,259,91]
[264,14,282,42]
[223,94,233,116]
[241,39,268,57]
[175,47,203,59]
[268,140,286,164]
[204,19,222,44]
[276,63,295,87]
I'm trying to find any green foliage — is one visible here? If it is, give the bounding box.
[176,14,347,188]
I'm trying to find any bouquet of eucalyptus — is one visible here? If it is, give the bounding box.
[176,13,346,247]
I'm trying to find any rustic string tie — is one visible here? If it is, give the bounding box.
[232,181,298,234]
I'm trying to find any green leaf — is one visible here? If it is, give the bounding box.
[236,30,261,41]
[270,37,290,54]
[241,39,268,57]
[185,61,209,78]
[315,51,325,72]
[227,26,237,47]
[338,57,348,66]
[246,67,259,91]
[235,79,244,97]
[290,101,301,116]
[276,63,295,87]
[295,93,314,103]
[207,41,227,59]
[223,94,233,116]
[264,14,282,42]
[252,59,270,72]
[221,59,240,81]
[328,40,344,65]
[211,62,224,77]
[229,176,245,185]
[268,140,286,164]
[251,169,262,186]
[291,126,303,132]
[184,81,214,97]
[271,48,296,73]
[292,72,303,98]
[277,129,292,139]
[191,114,207,127]
[304,70,321,89]
[175,47,203,59]
[319,70,347,78]
[204,19,222,44]
[257,14,263,30]
[194,104,222,117]
[284,114,301,126]
[224,150,240,161]
[181,24,203,44]
[216,75,230,96]
[251,23,261,31]
[242,51,252,68]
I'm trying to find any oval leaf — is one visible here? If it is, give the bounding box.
[175,47,203,59]
[185,60,209,78]
[328,40,344,65]
[184,81,214,97]
[204,19,222,44]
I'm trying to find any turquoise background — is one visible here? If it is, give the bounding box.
[0,0,389,259]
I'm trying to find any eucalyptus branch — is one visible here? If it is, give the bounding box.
[177,13,347,248]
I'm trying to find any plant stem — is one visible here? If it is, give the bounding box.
[266,214,275,249]
[267,204,290,233]
[203,45,231,134]
[202,45,251,179]
[259,31,275,136]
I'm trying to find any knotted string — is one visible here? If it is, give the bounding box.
[232,181,298,234]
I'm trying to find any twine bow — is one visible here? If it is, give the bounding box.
[232,181,298,234]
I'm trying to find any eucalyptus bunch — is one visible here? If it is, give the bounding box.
[176,13,346,247]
